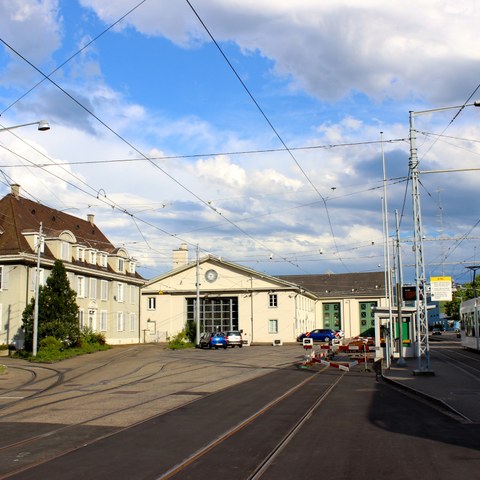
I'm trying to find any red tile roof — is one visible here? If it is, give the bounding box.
[0,192,115,257]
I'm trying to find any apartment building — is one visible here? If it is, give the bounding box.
[0,185,145,348]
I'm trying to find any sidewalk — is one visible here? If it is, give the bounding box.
[382,352,480,423]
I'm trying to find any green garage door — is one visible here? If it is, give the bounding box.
[323,302,341,330]
[359,301,377,337]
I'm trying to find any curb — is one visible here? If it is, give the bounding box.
[381,374,472,424]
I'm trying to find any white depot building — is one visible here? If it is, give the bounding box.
[141,244,388,345]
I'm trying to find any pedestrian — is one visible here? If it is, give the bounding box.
[373,358,382,381]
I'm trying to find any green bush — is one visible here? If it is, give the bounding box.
[80,327,106,347]
[168,330,194,350]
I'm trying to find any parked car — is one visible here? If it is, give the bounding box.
[225,330,243,348]
[296,329,339,343]
[199,332,228,349]
[431,328,442,335]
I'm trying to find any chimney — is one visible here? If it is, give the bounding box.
[87,213,95,226]
[11,184,20,198]
[173,243,189,269]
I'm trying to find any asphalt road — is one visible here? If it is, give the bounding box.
[1,344,480,480]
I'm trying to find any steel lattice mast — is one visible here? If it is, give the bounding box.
[409,111,430,372]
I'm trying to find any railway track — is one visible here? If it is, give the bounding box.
[0,345,309,478]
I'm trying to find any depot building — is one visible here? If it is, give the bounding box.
[141,244,388,345]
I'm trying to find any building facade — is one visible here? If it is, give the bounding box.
[142,248,317,345]
[0,185,145,348]
[141,246,388,344]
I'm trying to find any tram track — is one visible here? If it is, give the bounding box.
[159,366,346,480]
[0,346,304,478]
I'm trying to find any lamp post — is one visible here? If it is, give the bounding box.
[0,120,50,133]
[409,101,479,374]
[0,119,50,356]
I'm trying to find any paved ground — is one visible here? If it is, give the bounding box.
[382,335,480,423]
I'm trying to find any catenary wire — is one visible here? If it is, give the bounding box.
[184,0,349,272]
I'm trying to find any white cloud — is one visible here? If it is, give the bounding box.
[79,0,480,104]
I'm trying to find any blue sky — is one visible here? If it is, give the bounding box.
[1,0,480,285]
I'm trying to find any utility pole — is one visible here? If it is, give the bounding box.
[195,245,200,346]
[381,132,393,368]
[409,110,432,374]
[395,210,406,367]
[33,222,43,356]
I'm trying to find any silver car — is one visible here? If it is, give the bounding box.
[225,330,243,348]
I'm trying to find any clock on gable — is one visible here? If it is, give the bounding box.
[205,269,218,283]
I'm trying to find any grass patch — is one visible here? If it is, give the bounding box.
[13,333,111,363]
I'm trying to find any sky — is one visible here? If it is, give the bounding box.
[1,0,480,285]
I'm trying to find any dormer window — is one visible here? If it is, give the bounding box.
[89,250,97,265]
[129,261,136,274]
[61,241,71,261]
[77,247,85,262]
[118,258,124,273]
[98,253,108,268]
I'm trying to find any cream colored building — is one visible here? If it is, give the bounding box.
[142,246,388,344]
[142,247,317,345]
[0,185,145,348]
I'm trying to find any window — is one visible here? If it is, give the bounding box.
[118,258,124,273]
[117,312,125,331]
[100,310,107,331]
[99,253,108,268]
[89,278,97,299]
[89,250,97,265]
[61,242,71,261]
[129,261,136,274]
[77,276,86,298]
[268,319,278,334]
[0,266,8,290]
[100,280,108,301]
[148,297,156,310]
[130,285,137,304]
[0,304,3,332]
[116,283,125,302]
[78,309,85,329]
[269,293,278,308]
[77,247,85,262]
[130,312,136,332]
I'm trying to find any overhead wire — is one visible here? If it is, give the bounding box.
[0,38,306,271]
[184,0,350,273]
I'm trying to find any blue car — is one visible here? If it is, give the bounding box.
[199,332,228,349]
[296,329,339,343]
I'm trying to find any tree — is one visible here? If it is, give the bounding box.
[22,260,80,352]
[443,282,476,321]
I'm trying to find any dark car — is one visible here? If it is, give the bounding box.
[431,328,442,336]
[225,330,243,348]
[296,329,339,343]
[199,332,228,349]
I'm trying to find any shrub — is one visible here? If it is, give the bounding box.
[80,327,106,347]
[168,330,194,350]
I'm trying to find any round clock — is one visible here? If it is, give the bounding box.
[205,269,218,283]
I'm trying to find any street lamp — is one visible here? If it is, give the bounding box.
[0,119,50,133]
[0,119,50,356]
[409,101,480,374]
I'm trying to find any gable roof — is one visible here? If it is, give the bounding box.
[144,254,317,296]
[276,272,386,299]
[0,191,115,257]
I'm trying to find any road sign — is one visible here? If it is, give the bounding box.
[430,276,452,301]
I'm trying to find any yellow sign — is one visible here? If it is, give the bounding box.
[430,276,452,301]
